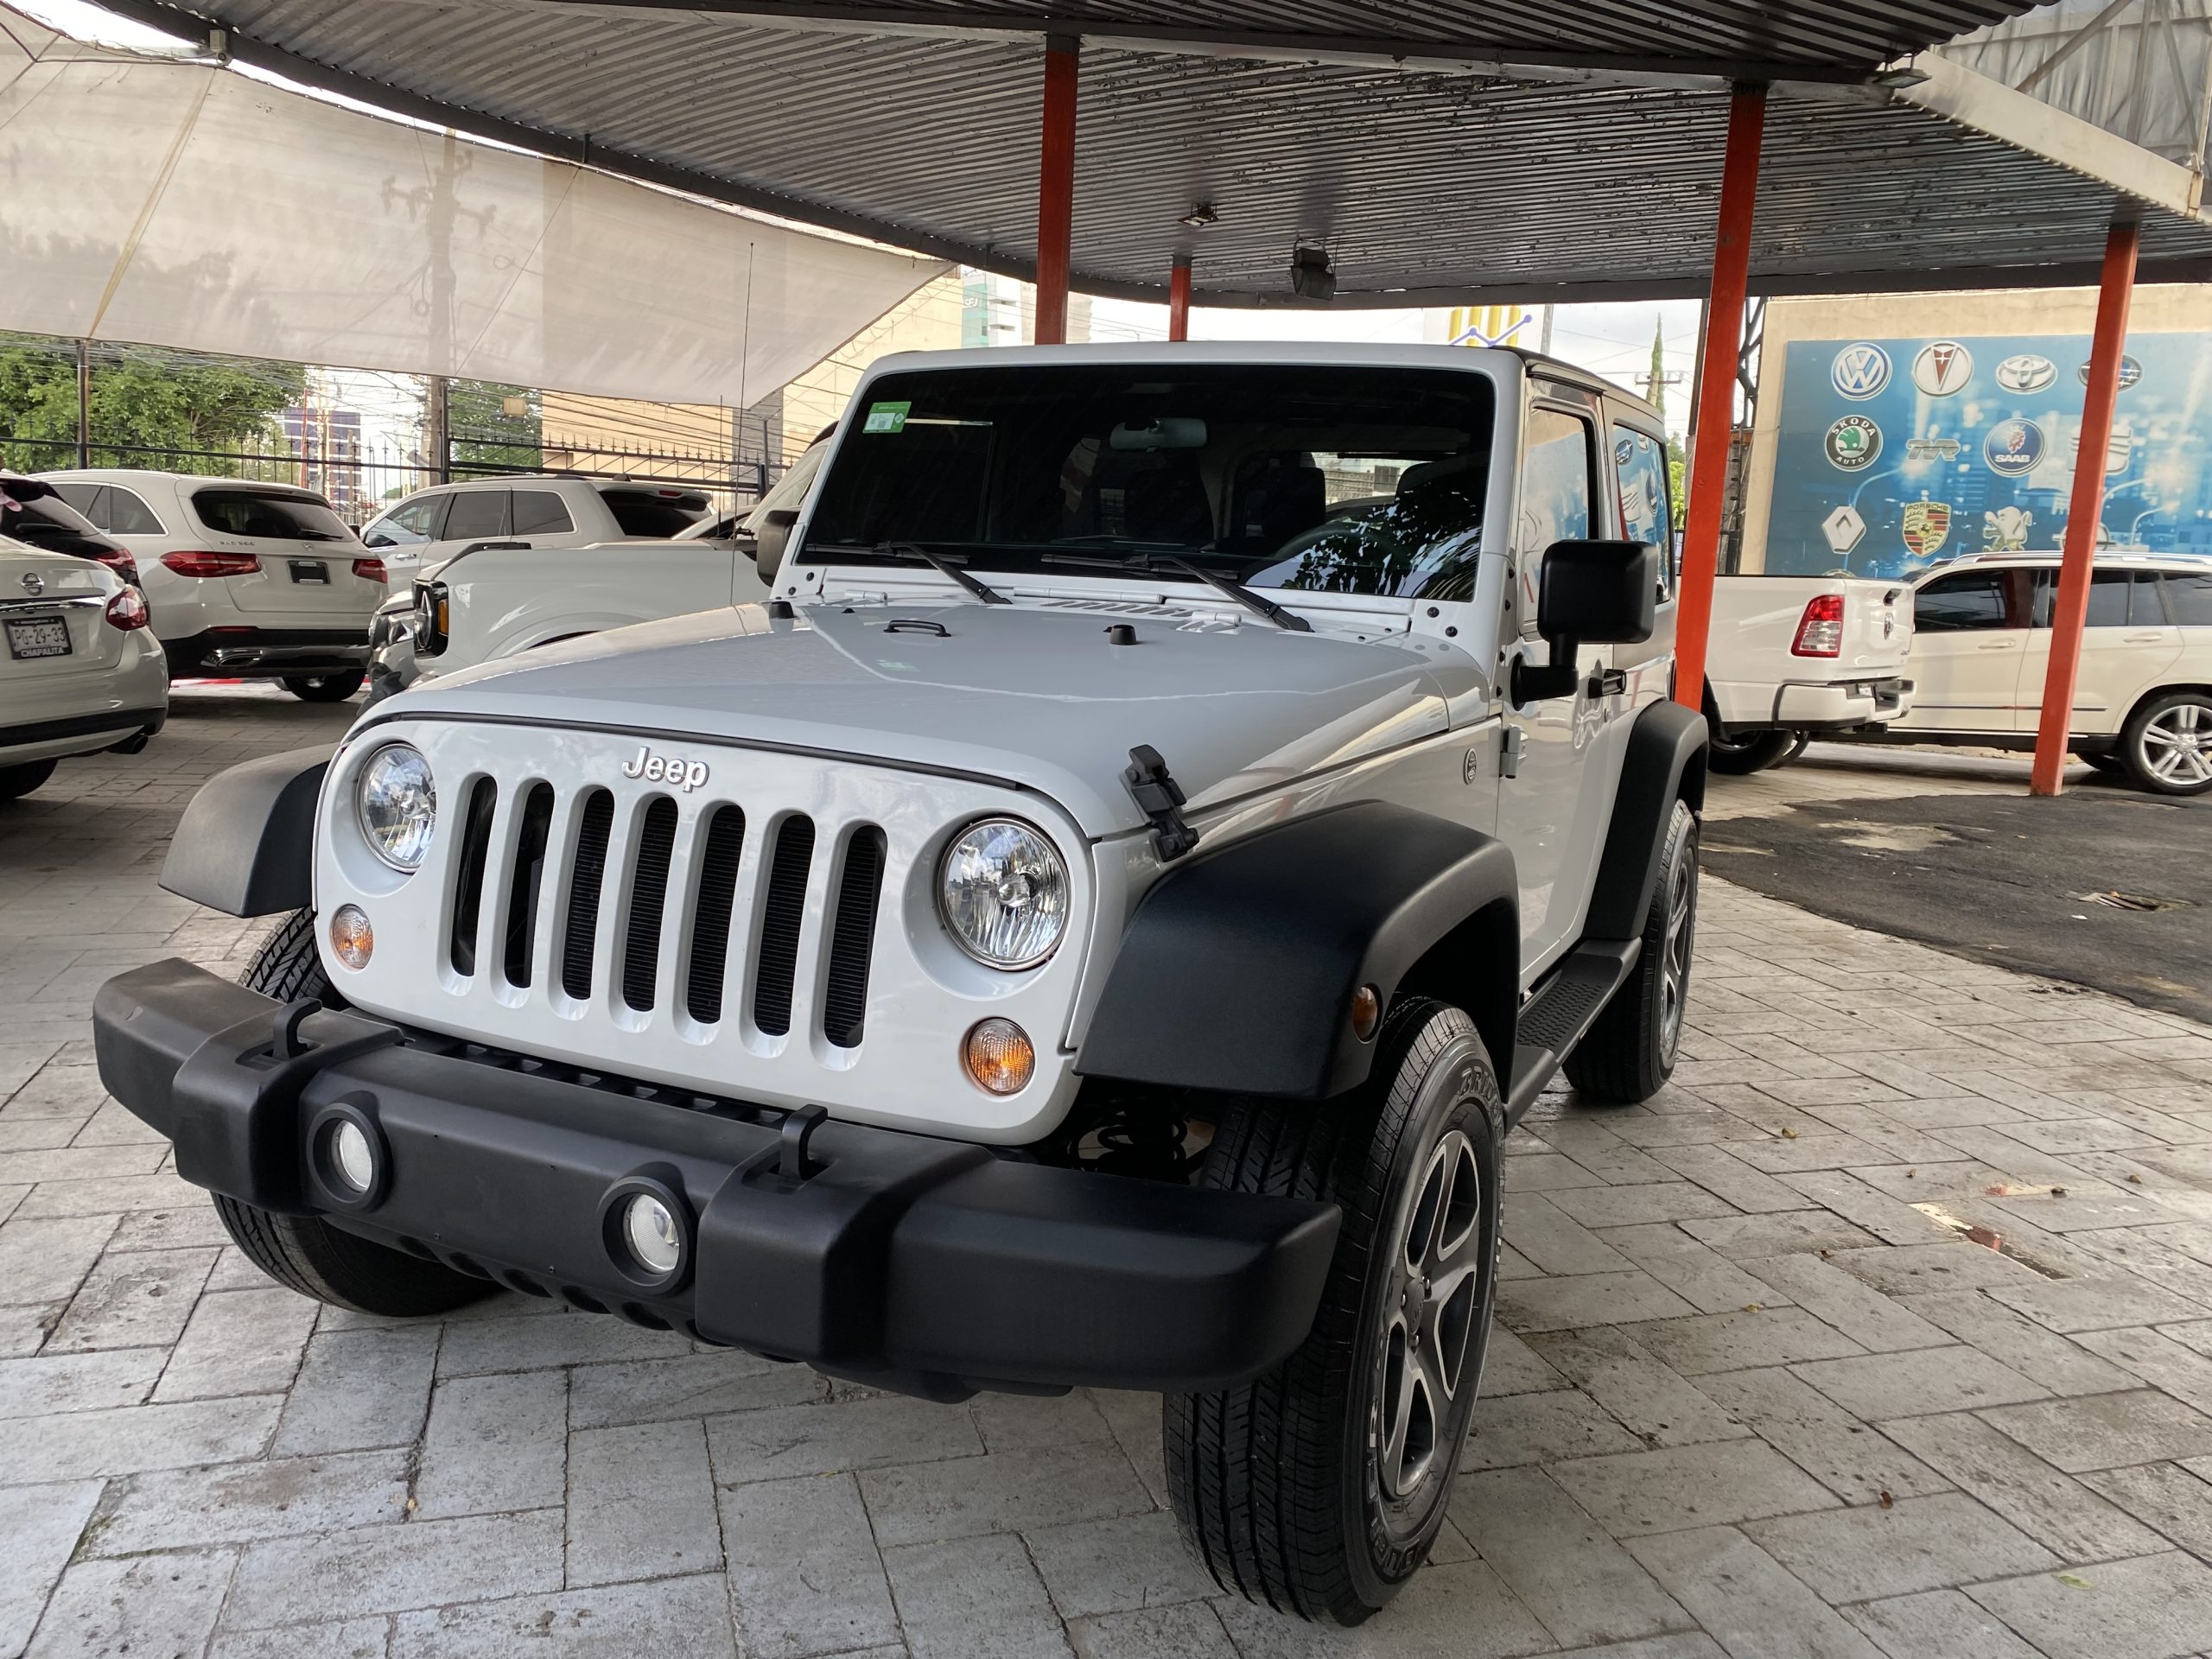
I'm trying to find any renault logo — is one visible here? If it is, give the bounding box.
[20,571,44,596]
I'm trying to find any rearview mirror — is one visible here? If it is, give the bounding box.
[1514,539,1658,704]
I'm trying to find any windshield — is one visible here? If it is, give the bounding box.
[192,486,353,541]
[800,364,1495,601]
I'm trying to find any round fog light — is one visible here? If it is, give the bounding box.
[330,905,373,970]
[622,1193,683,1275]
[963,1018,1035,1096]
[329,1121,375,1193]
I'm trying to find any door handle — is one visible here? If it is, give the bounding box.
[1976,641,2016,650]
[2123,632,2164,643]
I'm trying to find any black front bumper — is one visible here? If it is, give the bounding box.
[94,960,1338,1399]
[165,628,371,678]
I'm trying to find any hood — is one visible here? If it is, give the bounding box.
[379,599,1466,836]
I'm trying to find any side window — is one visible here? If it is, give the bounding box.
[2031,569,2158,628]
[442,489,510,543]
[1610,423,1674,591]
[105,487,164,535]
[49,482,106,527]
[511,490,574,535]
[2163,573,2212,626]
[1517,404,1595,634]
[375,493,450,546]
[2085,570,2135,628]
[1915,571,2012,632]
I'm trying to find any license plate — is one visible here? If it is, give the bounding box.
[289,559,329,584]
[4,616,72,659]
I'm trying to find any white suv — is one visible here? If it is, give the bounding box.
[42,470,385,702]
[1891,551,2212,794]
[0,534,168,800]
[359,475,713,581]
[97,344,1707,1626]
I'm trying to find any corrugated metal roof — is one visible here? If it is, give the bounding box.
[101,0,2212,302]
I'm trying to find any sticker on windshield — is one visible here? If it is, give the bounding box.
[862,400,911,435]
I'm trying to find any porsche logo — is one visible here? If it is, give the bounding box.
[1901,500,1951,560]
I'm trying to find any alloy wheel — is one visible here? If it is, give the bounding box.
[2141,701,2212,788]
[1374,1129,1484,1504]
[1659,836,1697,1062]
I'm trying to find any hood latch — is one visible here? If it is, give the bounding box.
[1123,745,1200,862]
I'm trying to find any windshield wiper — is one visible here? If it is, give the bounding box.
[1039,549,1312,633]
[870,540,1010,605]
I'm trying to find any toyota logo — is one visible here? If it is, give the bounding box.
[19,571,43,596]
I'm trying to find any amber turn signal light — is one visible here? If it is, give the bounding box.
[963,1018,1035,1095]
[1351,983,1382,1042]
[329,904,374,970]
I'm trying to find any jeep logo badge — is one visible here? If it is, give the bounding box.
[621,746,709,791]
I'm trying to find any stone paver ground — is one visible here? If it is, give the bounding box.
[6,694,2212,1659]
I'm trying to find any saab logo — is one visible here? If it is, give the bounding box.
[1984,505,2034,550]
[1995,353,2056,393]
[2078,354,2143,391]
[1984,418,2044,477]
[1830,342,1891,400]
[1901,499,1951,560]
[1911,341,1974,397]
[1825,415,1881,471]
[621,747,709,791]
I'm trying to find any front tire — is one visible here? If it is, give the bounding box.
[2120,691,2212,796]
[1166,1000,1503,1624]
[283,669,365,702]
[214,910,493,1317]
[1564,798,1699,1103]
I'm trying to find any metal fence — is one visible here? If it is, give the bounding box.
[0,334,785,526]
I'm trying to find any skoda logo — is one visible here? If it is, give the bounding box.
[1831,343,1891,401]
[1825,415,1882,472]
[19,571,43,596]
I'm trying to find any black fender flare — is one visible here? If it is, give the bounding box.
[160,747,329,917]
[1584,698,1708,942]
[1075,801,1519,1100]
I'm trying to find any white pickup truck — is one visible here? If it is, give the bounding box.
[1701,574,1915,772]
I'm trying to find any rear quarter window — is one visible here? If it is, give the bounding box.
[512,490,574,535]
[2163,572,2212,626]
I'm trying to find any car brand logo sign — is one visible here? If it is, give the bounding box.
[620,746,710,791]
[2106,423,2133,476]
[1912,342,1974,396]
[1901,499,1951,560]
[19,571,43,595]
[1984,418,2044,477]
[1831,342,1891,400]
[1984,505,2034,550]
[1826,415,1882,470]
[2078,354,2143,390]
[1994,353,2056,393]
[1821,505,1866,555]
[1905,437,1962,461]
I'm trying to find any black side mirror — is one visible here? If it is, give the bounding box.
[754,507,801,573]
[1513,539,1658,704]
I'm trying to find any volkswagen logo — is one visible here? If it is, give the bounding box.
[1830,342,1892,401]
[19,571,43,596]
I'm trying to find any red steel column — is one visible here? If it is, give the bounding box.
[1033,33,1079,346]
[2031,218,2139,796]
[1167,254,1192,340]
[1674,86,1766,715]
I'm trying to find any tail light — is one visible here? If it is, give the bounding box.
[89,548,139,584]
[352,557,388,583]
[104,588,150,632]
[1791,594,1845,658]
[161,550,261,579]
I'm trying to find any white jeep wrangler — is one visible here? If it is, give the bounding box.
[95,344,1705,1626]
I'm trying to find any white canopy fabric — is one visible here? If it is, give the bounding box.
[0,11,948,405]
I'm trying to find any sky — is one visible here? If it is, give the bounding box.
[14,0,1706,444]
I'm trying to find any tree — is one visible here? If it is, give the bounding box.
[448,380,543,474]
[0,334,304,473]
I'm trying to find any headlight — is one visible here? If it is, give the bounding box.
[938,818,1069,969]
[356,743,436,871]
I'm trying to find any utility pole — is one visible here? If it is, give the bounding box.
[424,376,450,484]
[76,339,92,468]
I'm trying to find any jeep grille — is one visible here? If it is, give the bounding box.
[442,778,887,1052]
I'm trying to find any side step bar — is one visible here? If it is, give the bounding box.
[1503,938,1642,1122]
